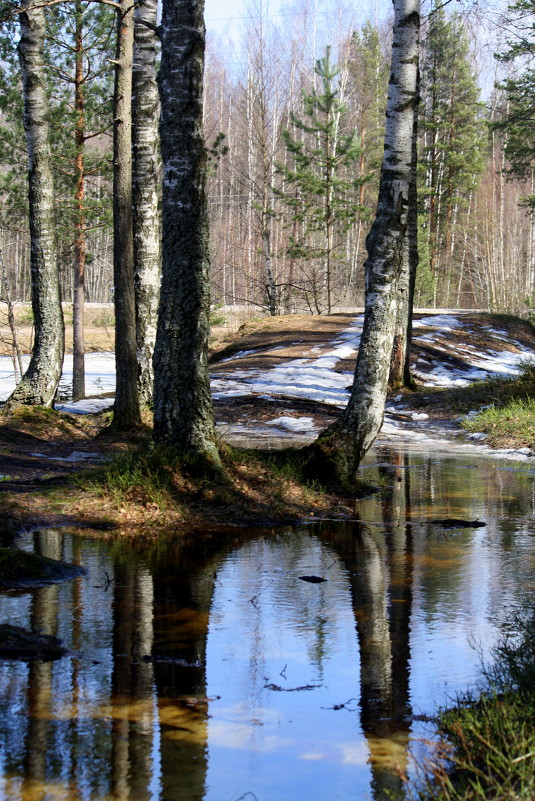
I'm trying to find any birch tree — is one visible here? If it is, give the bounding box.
[153,0,222,472]
[389,68,418,389]
[132,0,160,407]
[306,0,420,485]
[6,0,64,408]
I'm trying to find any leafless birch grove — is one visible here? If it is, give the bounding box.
[0,0,533,409]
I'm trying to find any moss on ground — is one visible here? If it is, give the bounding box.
[0,545,86,588]
[0,624,68,661]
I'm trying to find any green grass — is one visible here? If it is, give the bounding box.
[414,603,535,801]
[462,399,535,448]
[458,362,535,448]
[77,447,188,510]
[76,441,348,524]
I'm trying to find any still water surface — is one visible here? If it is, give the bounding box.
[1,447,535,800]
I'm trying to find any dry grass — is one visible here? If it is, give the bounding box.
[0,302,266,356]
[0,302,115,355]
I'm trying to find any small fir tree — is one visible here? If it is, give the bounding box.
[276,47,363,314]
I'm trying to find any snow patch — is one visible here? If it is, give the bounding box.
[265,416,317,433]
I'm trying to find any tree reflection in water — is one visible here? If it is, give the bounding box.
[1,449,535,800]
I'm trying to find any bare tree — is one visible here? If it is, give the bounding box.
[306,0,420,485]
[7,0,64,408]
[132,0,160,407]
[153,0,222,473]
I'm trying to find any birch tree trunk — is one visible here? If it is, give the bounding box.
[132,0,161,407]
[112,0,141,429]
[153,0,222,472]
[389,69,419,389]
[306,0,420,486]
[7,0,64,408]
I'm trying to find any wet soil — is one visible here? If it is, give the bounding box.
[210,311,535,432]
[0,624,68,660]
[0,311,533,532]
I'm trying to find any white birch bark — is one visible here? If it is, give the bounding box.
[153,0,221,470]
[7,0,64,408]
[390,67,419,388]
[132,0,161,407]
[308,0,420,484]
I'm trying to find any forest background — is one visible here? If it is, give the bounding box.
[0,0,533,325]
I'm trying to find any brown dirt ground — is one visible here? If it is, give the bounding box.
[210,311,535,430]
[0,311,534,534]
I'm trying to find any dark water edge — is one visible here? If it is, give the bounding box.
[0,446,534,800]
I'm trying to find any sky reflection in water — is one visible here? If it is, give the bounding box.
[0,448,535,801]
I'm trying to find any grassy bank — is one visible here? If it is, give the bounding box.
[459,363,535,449]
[73,442,367,530]
[414,604,535,800]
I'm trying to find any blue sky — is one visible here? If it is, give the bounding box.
[204,0,391,38]
[204,0,283,37]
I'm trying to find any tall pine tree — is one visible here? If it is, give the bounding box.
[494,0,535,210]
[45,1,114,399]
[347,22,389,286]
[419,6,485,304]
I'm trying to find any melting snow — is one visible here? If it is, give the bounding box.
[29,451,103,463]
[1,315,534,445]
[211,318,363,407]
[56,398,114,415]
[265,416,317,433]
[220,349,258,363]
[412,314,464,331]
[0,352,116,403]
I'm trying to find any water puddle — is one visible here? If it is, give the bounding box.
[1,448,535,800]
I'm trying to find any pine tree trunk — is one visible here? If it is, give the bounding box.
[72,0,86,401]
[153,0,222,472]
[305,0,420,486]
[132,0,161,407]
[7,1,64,408]
[112,0,141,429]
